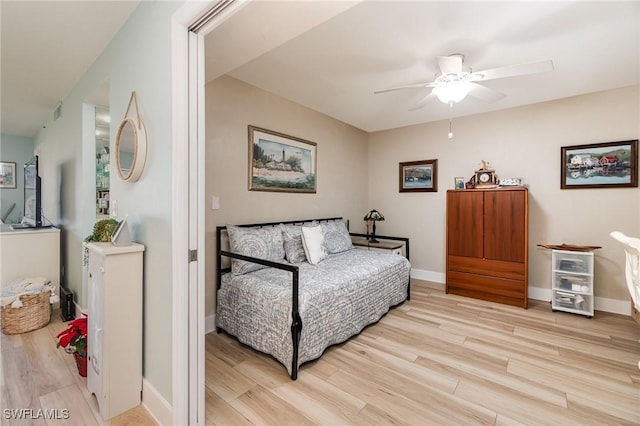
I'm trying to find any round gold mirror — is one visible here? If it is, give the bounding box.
[115,117,147,182]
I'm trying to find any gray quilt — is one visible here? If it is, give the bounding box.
[216,248,410,375]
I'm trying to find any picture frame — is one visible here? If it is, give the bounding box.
[561,140,638,189]
[248,125,317,193]
[0,161,17,189]
[454,177,465,190]
[399,159,438,192]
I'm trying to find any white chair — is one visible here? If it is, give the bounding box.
[610,231,640,369]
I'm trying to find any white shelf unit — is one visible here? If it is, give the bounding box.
[551,249,594,318]
[86,242,144,420]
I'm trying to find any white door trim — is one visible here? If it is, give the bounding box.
[170,11,191,424]
[171,1,245,424]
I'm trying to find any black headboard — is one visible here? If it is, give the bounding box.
[215,217,345,290]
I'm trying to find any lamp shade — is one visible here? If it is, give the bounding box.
[432,82,473,104]
[363,209,385,221]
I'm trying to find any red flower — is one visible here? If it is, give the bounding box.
[56,315,88,357]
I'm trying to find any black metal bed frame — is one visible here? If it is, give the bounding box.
[215,217,410,380]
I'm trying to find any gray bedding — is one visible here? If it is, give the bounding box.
[216,248,411,375]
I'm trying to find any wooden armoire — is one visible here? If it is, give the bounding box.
[446,187,528,308]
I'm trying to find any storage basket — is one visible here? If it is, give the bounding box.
[1,290,51,335]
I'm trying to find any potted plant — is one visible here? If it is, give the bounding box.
[83,218,118,265]
[56,315,88,376]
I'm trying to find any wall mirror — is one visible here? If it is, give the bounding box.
[115,91,147,182]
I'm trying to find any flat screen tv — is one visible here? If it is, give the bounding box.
[23,155,42,227]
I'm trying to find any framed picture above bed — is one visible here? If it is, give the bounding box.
[248,125,317,193]
[399,159,438,192]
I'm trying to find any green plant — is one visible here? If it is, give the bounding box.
[85,218,119,243]
[83,218,119,264]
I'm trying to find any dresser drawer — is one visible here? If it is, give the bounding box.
[447,255,525,281]
[446,270,526,308]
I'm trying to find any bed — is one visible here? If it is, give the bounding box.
[215,217,411,379]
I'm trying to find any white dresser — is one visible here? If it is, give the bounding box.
[86,242,144,420]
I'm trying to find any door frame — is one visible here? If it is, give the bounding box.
[171,1,245,424]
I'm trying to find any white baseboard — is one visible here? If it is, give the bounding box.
[142,378,172,426]
[413,270,632,316]
[205,314,217,335]
[411,268,445,284]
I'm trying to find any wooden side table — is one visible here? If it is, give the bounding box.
[352,237,403,255]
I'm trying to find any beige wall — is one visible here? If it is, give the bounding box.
[204,75,369,316]
[368,86,639,303]
[204,79,637,315]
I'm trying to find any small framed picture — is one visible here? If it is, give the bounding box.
[454,177,465,190]
[0,161,17,189]
[399,159,437,192]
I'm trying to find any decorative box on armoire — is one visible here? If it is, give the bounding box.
[446,187,528,308]
[86,242,145,420]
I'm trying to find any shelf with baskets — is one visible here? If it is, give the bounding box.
[551,249,594,318]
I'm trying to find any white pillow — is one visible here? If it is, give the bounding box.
[301,225,328,265]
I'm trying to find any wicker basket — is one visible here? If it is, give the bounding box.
[1,290,51,335]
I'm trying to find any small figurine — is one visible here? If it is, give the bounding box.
[479,160,492,171]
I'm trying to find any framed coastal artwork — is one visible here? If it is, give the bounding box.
[561,140,638,189]
[0,161,16,189]
[399,159,438,192]
[248,125,317,193]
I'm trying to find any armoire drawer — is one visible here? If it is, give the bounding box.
[447,255,525,281]
[446,270,527,308]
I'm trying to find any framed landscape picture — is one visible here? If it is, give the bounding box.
[0,161,16,189]
[399,159,438,192]
[561,140,638,189]
[248,125,317,193]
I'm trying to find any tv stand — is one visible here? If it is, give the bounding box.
[0,225,60,308]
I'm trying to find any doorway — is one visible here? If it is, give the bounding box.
[173,2,361,424]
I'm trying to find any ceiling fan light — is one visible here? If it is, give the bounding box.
[432,83,472,104]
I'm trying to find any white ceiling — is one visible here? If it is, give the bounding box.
[1,0,139,138]
[2,1,638,139]
[205,1,640,133]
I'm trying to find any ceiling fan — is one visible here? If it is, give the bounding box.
[374,53,554,111]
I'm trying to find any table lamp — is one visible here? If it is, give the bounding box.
[364,209,385,243]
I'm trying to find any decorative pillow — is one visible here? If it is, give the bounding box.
[280,224,307,263]
[227,225,285,275]
[300,225,328,265]
[321,221,353,254]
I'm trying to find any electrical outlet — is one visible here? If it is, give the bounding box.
[111,200,118,218]
[211,196,220,210]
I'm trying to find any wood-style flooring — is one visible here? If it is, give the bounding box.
[205,279,640,425]
[1,311,156,426]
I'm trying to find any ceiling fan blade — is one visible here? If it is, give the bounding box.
[477,59,554,82]
[374,82,434,94]
[408,91,436,111]
[466,82,505,103]
[437,55,463,75]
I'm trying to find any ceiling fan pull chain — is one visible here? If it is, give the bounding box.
[448,102,454,139]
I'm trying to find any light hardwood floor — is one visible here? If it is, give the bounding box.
[1,311,156,426]
[205,279,640,425]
